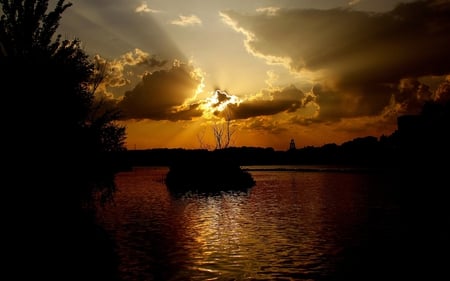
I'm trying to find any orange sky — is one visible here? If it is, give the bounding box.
[59,0,450,150]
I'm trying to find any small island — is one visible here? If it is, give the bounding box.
[165,150,255,193]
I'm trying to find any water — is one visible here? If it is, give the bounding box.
[96,166,403,280]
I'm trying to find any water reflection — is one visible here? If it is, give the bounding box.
[97,167,372,280]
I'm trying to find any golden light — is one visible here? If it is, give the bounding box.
[201,90,241,119]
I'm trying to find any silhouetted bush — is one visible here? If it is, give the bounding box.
[165,150,255,194]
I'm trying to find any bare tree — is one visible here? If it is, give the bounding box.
[212,109,236,149]
[212,123,224,149]
[196,127,211,150]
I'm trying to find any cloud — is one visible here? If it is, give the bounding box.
[225,85,308,119]
[243,117,288,134]
[203,90,241,114]
[135,3,161,14]
[256,7,280,16]
[221,0,450,121]
[117,61,204,121]
[348,0,361,6]
[396,78,434,114]
[92,49,168,98]
[171,14,202,26]
[120,48,168,68]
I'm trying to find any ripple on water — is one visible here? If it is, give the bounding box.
[97,167,379,280]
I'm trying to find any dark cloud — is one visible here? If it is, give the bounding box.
[213,90,231,108]
[396,78,434,114]
[165,103,204,121]
[138,56,168,68]
[312,83,393,121]
[223,0,450,119]
[244,118,288,134]
[226,85,306,119]
[118,63,203,121]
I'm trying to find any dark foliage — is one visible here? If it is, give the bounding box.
[1,1,125,279]
[165,150,255,194]
[1,0,126,205]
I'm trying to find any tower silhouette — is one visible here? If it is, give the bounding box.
[289,139,296,151]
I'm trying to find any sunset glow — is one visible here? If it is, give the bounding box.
[58,0,450,150]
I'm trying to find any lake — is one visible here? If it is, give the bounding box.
[95,165,444,280]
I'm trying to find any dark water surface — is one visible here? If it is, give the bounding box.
[96,166,407,280]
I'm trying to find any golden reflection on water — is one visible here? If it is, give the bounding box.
[98,167,369,280]
[181,193,256,278]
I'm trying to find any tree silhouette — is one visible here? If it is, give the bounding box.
[1,1,124,278]
[0,0,72,57]
[196,109,236,150]
[1,0,126,204]
[212,109,236,149]
[221,109,236,149]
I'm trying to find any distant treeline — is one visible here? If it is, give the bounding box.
[117,100,449,169]
[116,132,442,168]
[118,135,393,168]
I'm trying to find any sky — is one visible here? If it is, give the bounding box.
[57,0,450,150]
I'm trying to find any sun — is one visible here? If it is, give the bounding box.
[201,89,240,119]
